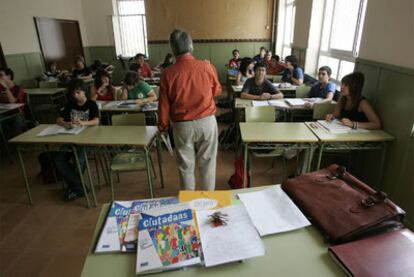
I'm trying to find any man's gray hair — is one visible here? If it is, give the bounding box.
[169,29,193,56]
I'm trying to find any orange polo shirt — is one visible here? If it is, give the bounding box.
[158,53,222,131]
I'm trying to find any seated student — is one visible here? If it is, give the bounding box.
[266,55,286,75]
[282,55,304,85]
[236,57,255,85]
[134,53,153,78]
[156,53,174,73]
[72,56,93,80]
[304,66,338,107]
[54,79,100,201]
[253,46,267,63]
[42,62,61,81]
[120,71,157,105]
[228,49,240,69]
[326,72,381,130]
[0,67,26,133]
[240,62,283,100]
[90,59,114,77]
[91,69,116,101]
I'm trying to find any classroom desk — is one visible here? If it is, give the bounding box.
[9,124,95,207]
[25,88,67,123]
[0,103,25,158]
[80,125,163,199]
[81,186,343,277]
[100,101,158,125]
[305,122,394,185]
[240,123,319,188]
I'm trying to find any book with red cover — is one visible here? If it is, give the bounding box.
[328,229,414,277]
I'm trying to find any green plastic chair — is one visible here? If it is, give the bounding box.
[295,85,311,98]
[244,106,287,179]
[108,113,156,200]
[312,102,336,120]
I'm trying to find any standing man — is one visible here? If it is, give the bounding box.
[158,29,222,191]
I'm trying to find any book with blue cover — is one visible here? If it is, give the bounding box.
[122,197,179,252]
[94,201,133,253]
[136,203,201,274]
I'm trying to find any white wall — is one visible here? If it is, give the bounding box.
[81,0,115,46]
[0,0,90,55]
[359,0,414,69]
[292,0,312,48]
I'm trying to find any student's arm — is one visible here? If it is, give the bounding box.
[0,83,19,103]
[235,72,242,86]
[90,86,98,101]
[56,116,73,129]
[135,90,157,105]
[79,74,93,80]
[341,99,381,130]
[290,68,304,85]
[325,98,342,121]
[120,87,128,100]
[240,92,262,100]
[267,81,284,99]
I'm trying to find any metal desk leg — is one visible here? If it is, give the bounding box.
[145,147,154,198]
[307,144,316,172]
[377,142,388,187]
[83,147,97,207]
[316,143,326,170]
[71,146,91,208]
[16,147,33,205]
[156,137,165,188]
[243,143,248,188]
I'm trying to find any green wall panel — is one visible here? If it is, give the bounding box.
[210,43,237,83]
[192,44,210,61]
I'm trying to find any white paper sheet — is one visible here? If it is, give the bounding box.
[285,98,306,106]
[237,185,310,236]
[196,204,265,267]
[37,125,86,136]
[268,99,289,108]
[317,119,369,134]
[252,100,270,107]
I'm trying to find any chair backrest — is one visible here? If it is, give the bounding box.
[39,81,58,88]
[272,75,283,83]
[295,85,311,98]
[312,102,336,120]
[111,113,146,126]
[245,106,276,122]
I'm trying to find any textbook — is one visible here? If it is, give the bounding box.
[178,190,232,210]
[136,203,201,274]
[317,119,369,134]
[36,125,86,136]
[122,197,179,252]
[141,102,158,112]
[95,201,133,253]
[285,98,306,107]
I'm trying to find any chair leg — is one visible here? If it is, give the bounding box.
[94,153,101,190]
[109,170,114,201]
[149,154,157,180]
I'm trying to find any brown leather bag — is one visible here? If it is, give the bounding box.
[282,164,406,244]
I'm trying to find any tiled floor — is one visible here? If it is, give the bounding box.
[0,118,300,276]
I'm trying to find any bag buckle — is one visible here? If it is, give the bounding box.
[326,166,347,180]
[361,191,388,207]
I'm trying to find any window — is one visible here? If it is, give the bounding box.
[112,0,148,58]
[281,0,296,59]
[317,0,367,82]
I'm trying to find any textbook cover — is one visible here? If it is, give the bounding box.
[122,197,179,252]
[178,190,232,210]
[136,203,201,275]
[94,201,133,253]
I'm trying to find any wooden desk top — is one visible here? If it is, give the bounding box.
[305,122,395,143]
[81,186,342,277]
[240,122,319,143]
[9,125,158,148]
[25,88,67,95]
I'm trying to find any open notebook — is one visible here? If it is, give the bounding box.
[37,125,86,136]
[317,119,369,134]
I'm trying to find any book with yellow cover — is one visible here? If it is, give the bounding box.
[178,190,232,210]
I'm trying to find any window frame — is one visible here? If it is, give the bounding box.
[281,0,296,59]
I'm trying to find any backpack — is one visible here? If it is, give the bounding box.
[218,123,238,151]
[228,154,249,189]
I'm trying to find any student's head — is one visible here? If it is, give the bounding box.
[265,51,272,61]
[129,62,142,76]
[49,62,57,72]
[169,29,193,57]
[232,49,240,59]
[68,78,87,103]
[254,62,267,80]
[318,66,332,83]
[94,69,112,89]
[340,72,365,100]
[75,56,86,69]
[0,67,14,81]
[123,71,139,90]
[239,57,254,76]
[259,47,267,57]
[270,55,280,66]
[285,55,299,69]
[163,53,173,64]
[134,53,146,65]
[92,59,103,70]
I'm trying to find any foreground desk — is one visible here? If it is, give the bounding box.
[9,124,95,207]
[240,123,319,188]
[305,122,394,185]
[81,186,343,277]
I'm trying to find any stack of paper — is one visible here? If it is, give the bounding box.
[285,98,306,107]
[317,119,369,134]
[268,99,289,108]
[196,204,265,267]
[252,100,269,107]
[37,125,86,136]
[237,185,310,236]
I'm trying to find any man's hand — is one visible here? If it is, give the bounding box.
[259,93,271,100]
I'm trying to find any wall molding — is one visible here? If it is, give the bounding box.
[356,58,414,76]
[149,38,272,44]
